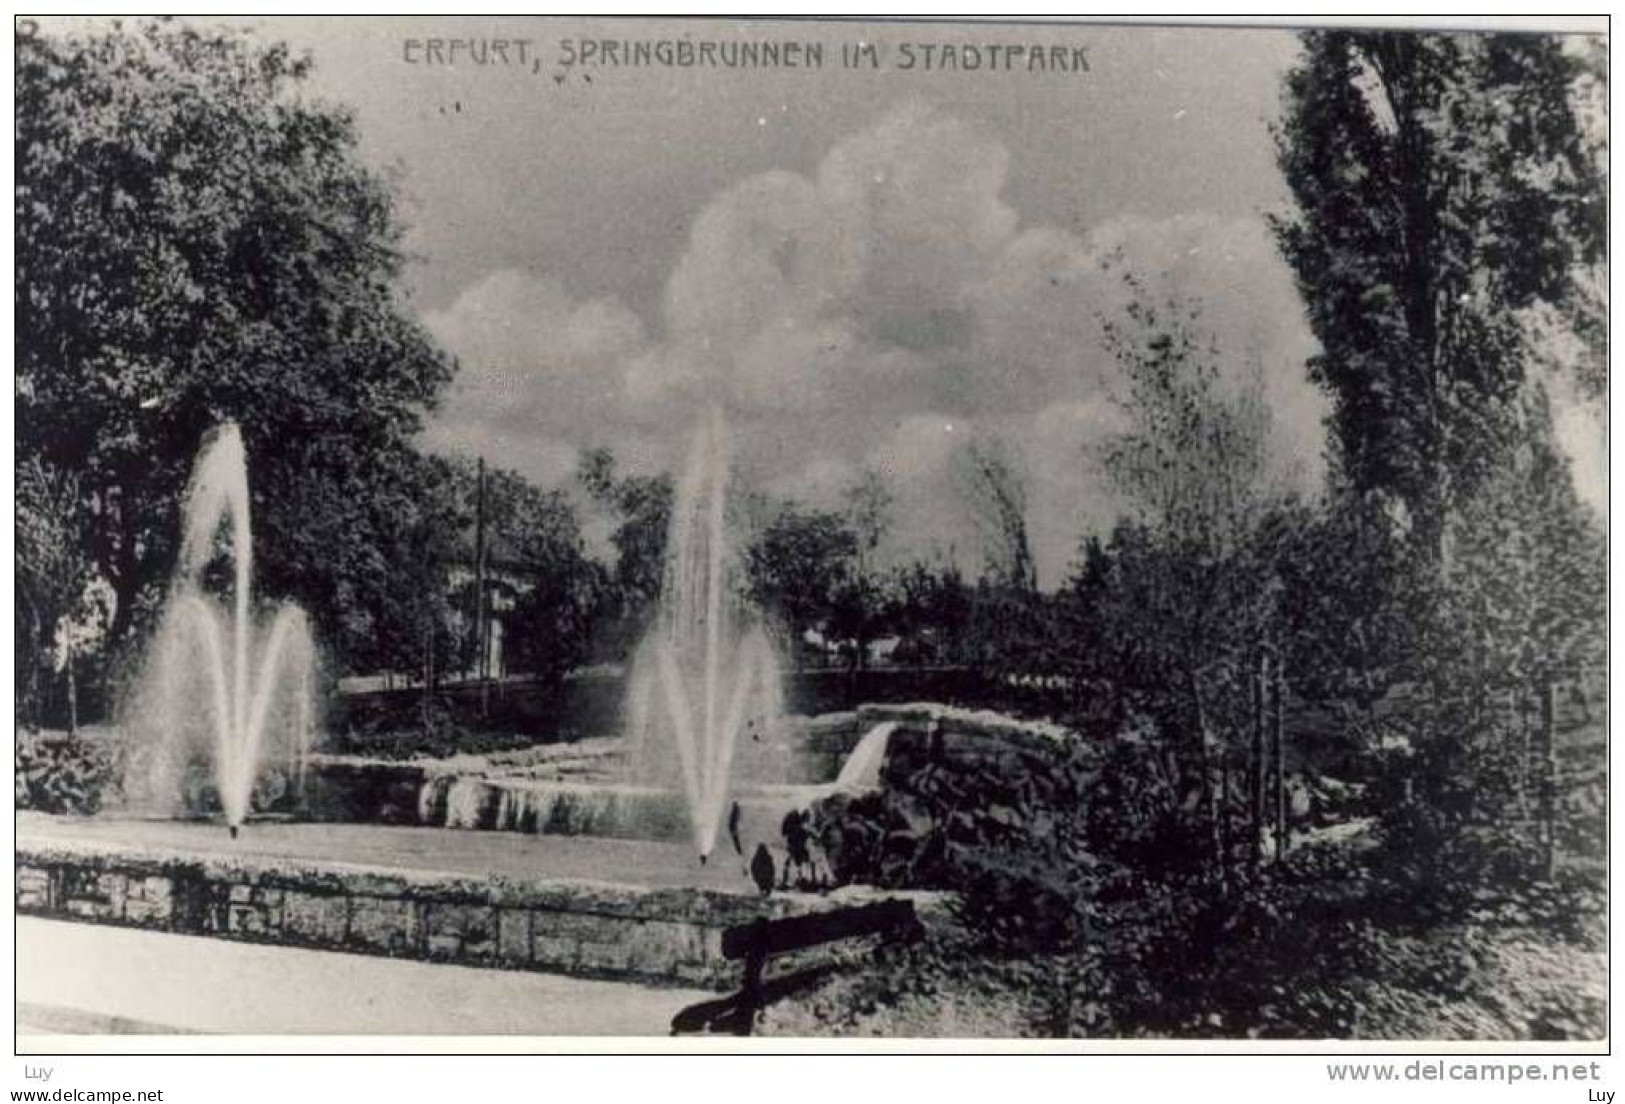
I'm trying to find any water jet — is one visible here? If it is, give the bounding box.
[125,423,317,833]
[625,407,785,859]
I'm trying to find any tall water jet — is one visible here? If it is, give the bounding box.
[625,407,784,859]
[124,423,317,831]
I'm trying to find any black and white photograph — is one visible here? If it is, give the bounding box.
[10,12,1611,1065]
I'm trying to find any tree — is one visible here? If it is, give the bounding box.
[16,458,93,726]
[1271,30,1604,556]
[16,20,453,655]
[1274,31,1607,890]
[1095,275,1284,878]
[745,503,858,667]
[893,556,973,665]
[577,447,674,657]
[838,468,896,670]
[955,437,1037,593]
[443,458,602,687]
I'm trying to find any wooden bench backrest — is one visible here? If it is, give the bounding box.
[721,899,919,961]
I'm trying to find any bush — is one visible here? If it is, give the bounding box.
[16,729,113,815]
[1084,738,1212,881]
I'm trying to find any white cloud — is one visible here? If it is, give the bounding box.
[422,100,1329,586]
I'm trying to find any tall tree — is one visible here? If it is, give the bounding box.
[1098,275,1283,876]
[839,468,897,670]
[955,437,1037,593]
[1271,30,1604,554]
[16,20,452,652]
[745,503,857,667]
[441,457,601,687]
[577,447,674,656]
[15,458,93,725]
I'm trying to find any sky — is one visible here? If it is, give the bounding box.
[91,17,1611,584]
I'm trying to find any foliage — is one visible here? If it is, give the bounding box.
[890,558,974,664]
[576,447,674,658]
[16,730,114,815]
[1272,30,1604,551]
[15,458,93,724]
[1268,494,1422,708]
[16,19,453,662]
[812,729,1102,953]
[745,503,857,662]
[954,437,1037,592]
[436,457,602,687]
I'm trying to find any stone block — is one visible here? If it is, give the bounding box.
[496,908,531,962]
[347,896,415,954]
[424,902,496,960]
[531,934,577,969]
[66,898,114,920]
[575,937,631,973]
[123,896,172,924]
[227,901,272,935]
[625,918,708,974]
[282,891,349,943]
[135,875,173,902]
[17,866,52,909]
[532,908,617,944]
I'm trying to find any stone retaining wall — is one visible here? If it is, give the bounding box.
[298,703,1075,838]
[15,837,891,990]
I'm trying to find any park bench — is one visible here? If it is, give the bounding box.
[670,898,924,1036]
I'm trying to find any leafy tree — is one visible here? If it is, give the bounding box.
[838,468,897,670]
[955,437,1037,593]
[576,447,674,658]
[1275,31,1607,895]
[16,20,453,656]
[1271,30,1604,555]
[442,458,603,687]
[358,451,464,688]
[1093,275,1286,875]
[892,557,973,664]
[15,458,93,726]
[1266,494,1420,710]
[745,503,857,667]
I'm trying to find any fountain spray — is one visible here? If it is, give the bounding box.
[129,423,317,833]
[624,407,785,859]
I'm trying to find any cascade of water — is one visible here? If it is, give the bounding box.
[124,423,317,831]
[831,722,898,793]
[625,407,784,859]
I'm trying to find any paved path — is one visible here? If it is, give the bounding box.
[18,918,711,1036]
[17,812,754,892]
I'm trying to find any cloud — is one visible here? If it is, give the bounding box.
[418,269,656,484]
[422,99,1329,585]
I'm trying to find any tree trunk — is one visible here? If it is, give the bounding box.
[1540,679,1557,880]
[1518,687,1533,820]
[64,636,78,736]
[421,618,433,730]
[1190,669,1223,881]
[1251,650,1267,867]
[1273,659,1288,863]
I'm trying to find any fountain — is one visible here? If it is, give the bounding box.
[124,423,317,832]
[397,407,904,856]
[625,407,785,860]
